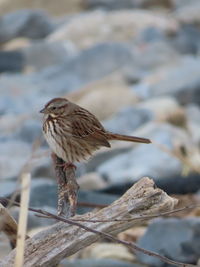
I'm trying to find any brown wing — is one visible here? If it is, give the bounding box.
[69,108,111,148]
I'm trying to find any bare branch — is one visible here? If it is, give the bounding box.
[0,177,181,267]
[51,153,79,217]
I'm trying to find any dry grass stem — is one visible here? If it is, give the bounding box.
[14,172,31,267]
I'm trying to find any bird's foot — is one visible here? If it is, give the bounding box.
[56,162,76,172]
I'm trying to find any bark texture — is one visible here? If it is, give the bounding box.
[0,177,178,267]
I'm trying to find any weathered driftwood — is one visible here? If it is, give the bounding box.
[0,177,178,267]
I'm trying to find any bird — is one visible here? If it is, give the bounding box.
[40,97,151,166]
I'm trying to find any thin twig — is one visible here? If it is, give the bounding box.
[1,197,199,223]
[69,203,200,223]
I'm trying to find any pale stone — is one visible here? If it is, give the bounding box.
[175,1,200,24]
[81,243,136,262]
[136,96,185,123]
[48,10,179,49]
[2,38,30,51]
[67,74,138,120]
[78,172,107,190]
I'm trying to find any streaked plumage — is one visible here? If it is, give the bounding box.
[40,98,151,163]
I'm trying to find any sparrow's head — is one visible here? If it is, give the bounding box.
[40,98,70,117]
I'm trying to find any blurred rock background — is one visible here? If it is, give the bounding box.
[0,0,200,266]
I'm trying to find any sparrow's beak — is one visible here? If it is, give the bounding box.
[40,108,46,113]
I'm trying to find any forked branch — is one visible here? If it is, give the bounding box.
[51,153,79,217]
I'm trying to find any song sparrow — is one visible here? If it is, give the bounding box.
[40,98,151,164]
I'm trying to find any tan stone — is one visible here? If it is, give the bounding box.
[2,38,30,51]
[137,96,185,124]
[67,73,138,121]
[0,0,82,16]
[78,172,107,190]
[80,242,136,262]
[118,226,147,242]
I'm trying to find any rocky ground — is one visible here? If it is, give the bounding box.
[0,0,200,266]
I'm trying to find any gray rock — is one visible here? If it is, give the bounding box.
[2,178,57,229]
[133,56,200,105]
[97,123,184,184]
[133,41,180,70]
[23,41,78,70]
[48,9,178,49]
[83,0,171,9]
[97,144,181,184]
[29,178,57,209]
[103,106,153,135]
[31,155,54,180]
[35,42,133,94]
[174,0,200,24]
[0,141,31,179]
[185,104,200,144]
[171,0,190,8]
[124,41,180,84]
[0,74,51,114]
[0,42,133,109]
[137,218,200,266]
[77,190,118,214]
[0,9,55,43]
[0,180,17,197]
[60,259,142,267]
[135,27,166,44]
[10,205,57,229]
[0,51,24,73]
[83,0,139,9]
[82,146,133,174]
[100,173,200,195]
[170,25,200,54]
[27,207,57,229]
[29,178,118,214]
[186,104,200,125]
[13,119,42,143]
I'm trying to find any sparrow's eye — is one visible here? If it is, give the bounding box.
[51,107,56,110]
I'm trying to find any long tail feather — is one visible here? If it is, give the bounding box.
[106,132,151,144]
